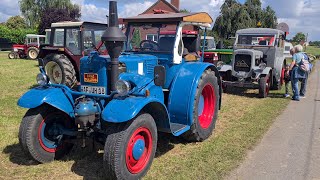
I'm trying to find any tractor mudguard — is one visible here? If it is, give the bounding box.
[17,87,75,117]
[168,62,221,127]
[219,64,232,72]
[102,97,171,131]
[253,67,272,76]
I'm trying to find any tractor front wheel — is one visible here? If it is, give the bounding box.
[183,69,220,142]
[103,113,157,179]
[27,47,39,60]
[44,54,77,88]
[18,105,75,163]
[8,52,16,59]
[259,75,270,98]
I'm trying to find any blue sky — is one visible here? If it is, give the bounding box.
[0,0,319,40]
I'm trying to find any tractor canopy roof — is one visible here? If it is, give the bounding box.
[51,21,107,29]
[236,28,285,35]
[26,34,46,38]
[123,12,213,27]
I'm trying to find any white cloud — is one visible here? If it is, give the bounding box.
[0,0,20,22]
[121,1,154,17]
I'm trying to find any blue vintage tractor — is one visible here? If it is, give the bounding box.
[17,1,222,179]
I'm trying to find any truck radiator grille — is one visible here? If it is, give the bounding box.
[234,54,251,72]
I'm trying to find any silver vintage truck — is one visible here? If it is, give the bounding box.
[218,28,287,98]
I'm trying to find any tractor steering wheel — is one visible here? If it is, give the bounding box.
[139,40,160,51]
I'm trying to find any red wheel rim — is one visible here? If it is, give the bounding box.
[126,127,153,174]
[38,112,68,153]
[280,68,285,85]
[198,83,216,129]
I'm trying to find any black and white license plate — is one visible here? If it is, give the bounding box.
[81,86,106,95]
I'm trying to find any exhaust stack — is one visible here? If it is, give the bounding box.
[101,1,126,91]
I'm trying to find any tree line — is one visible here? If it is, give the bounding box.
[0,0,80,44]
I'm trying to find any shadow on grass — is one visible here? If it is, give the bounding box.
[2,133,186,179]
[224,86,285,99]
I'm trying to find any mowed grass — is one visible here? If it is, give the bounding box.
[0,51,290,179]
[305,46,320,56]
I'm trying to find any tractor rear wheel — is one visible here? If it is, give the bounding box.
[27,47,39,60]
[182,69,219,142]
[103,113,157,179]
[44,54,77,88]
[18,105,75,163]
[259,75,270,98]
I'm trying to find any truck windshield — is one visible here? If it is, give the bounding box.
[236,34,276,46]
[201,38,216,50]
[125,23,178,53]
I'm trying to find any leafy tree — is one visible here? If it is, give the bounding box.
[19,0,81,29]
[0,25,36,44]
[179,9,191,13]
[131,29,141,48]
[292,32,306,43]
[6,16,28,29]
[261,6,277,28]
[38,5,81,34]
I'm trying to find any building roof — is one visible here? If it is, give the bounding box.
[123,12,213,24]
[236,28,285,35]
[141,0,179,14]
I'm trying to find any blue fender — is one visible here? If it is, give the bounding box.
[102,97,170,131]
[168,62,221,126]
[17,87,75,117]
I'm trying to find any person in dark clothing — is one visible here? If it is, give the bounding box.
[284,64,291,98]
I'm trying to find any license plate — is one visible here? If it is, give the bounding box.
[81,86,106,95]
[84,73,98,83]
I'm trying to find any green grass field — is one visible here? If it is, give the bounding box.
[0,51,295,179]
[306,46,320,56]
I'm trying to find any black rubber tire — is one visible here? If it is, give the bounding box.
[44,54,77,88]
[8,52,15,59]
[182,69,220,142]
[103,113,157,180]
[259,75,270,98]
[18,105,74,163]
[27,47,39,60]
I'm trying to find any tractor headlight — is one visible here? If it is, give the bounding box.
[115,80,131,96]
[259,63,267,70]
[36,73,48,86]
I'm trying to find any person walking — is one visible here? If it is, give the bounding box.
[288,45,306,101]
[299,53,311,98]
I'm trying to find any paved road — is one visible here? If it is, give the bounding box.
[228,61,320,180]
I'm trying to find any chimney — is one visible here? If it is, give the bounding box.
[171,0,180,10]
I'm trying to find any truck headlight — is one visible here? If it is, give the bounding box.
[36,73,48,86]
[115,80,131,96]
[259,63,266,70]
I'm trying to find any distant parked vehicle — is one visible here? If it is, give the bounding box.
[0,38,14,51]
[8,34,46,60]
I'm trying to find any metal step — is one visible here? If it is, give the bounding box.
[170,123,190,136]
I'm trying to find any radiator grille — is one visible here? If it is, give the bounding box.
[234,54,251,72]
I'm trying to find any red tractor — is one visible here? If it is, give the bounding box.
[38,21,108,88]
[8,34,46,60]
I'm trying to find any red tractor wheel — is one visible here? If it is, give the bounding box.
[103,113,157,179]
[8,52,16,59]
[27,47,39,60]
[182,69,220,142]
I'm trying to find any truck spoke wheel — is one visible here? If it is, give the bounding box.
[183,69,219,142]
[103,113,157,179]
